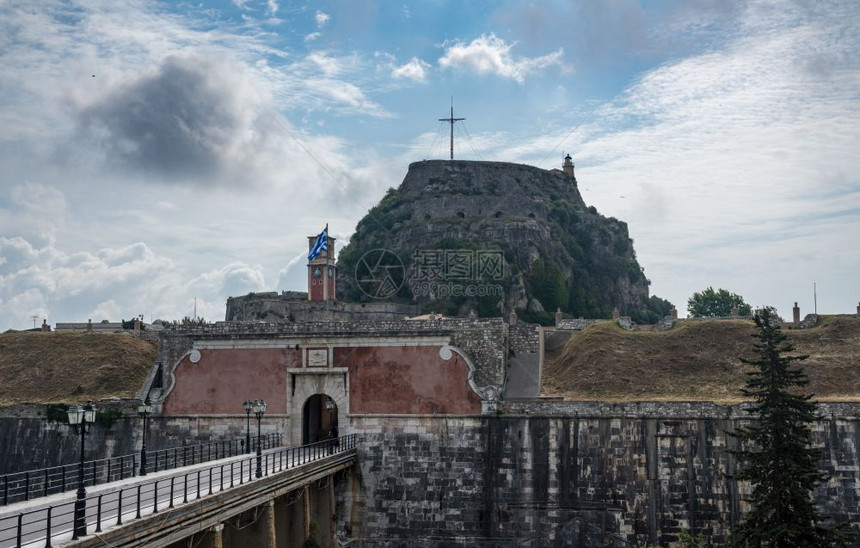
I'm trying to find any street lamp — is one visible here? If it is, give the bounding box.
[253,400,267,478]
[243,400,253,454]
[325,398,336,454]
[137,398,153,476]
[67,400,97,540]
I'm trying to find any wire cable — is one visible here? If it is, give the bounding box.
[537,102,601,168]
[459,121,484,161]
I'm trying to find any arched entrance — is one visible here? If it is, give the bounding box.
[302,394,338,444]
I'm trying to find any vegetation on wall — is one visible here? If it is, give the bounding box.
[45,403,70,423]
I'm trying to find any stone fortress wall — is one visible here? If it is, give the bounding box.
[342,403,860,547]
[225,291,419,323]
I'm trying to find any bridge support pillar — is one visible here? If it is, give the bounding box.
[262,500,276,548]
[303,486,311,540]
[205,524,224,548]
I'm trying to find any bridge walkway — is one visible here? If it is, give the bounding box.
[0,436,357,547]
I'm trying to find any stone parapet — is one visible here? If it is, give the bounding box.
[496,400,860,419]
[555,318,602,331]
[225,294,419,323]
[165,317,506,338]
[508,322,540,354]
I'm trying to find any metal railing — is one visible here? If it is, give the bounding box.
[1,434,281,507]
[0,435,356,548]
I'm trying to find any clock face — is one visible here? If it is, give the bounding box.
[312,266,322,277]
[328,266,335,277]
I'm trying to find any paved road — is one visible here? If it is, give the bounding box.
[0,442,343,547]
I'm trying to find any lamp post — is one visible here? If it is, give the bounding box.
[137,398,153,476]
[67,400,97,540]
[253,400,267,478]
[243,400,253,454]
[325,398,336,454]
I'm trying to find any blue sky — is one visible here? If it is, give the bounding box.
[1,0,858,330]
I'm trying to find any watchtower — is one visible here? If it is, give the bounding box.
[562,154,576,180]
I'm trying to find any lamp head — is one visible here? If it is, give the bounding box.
[67,405,84,425]
[82,400,97,424]
[137,398,153,416]
[252,399,267,415]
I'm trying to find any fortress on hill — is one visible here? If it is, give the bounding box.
[3,158,860,547]
[136,159,859,545]
[229,157,664,326]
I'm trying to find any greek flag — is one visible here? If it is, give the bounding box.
[307,224,328,261]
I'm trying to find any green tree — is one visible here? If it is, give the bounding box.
[731,308,843,547]
[687,286,752,317]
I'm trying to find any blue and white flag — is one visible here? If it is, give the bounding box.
[307,224,328,261]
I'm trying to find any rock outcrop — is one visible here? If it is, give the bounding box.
[337,160,670,323]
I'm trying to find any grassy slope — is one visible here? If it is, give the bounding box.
[542,316,860,403]
[0,332,156,405]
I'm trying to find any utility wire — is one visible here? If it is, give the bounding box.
[425,120,445,159]
[537,102,601,168]
[262,107,394,237]
[459,121,484,161]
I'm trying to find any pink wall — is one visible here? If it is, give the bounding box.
[163,344,481,416]
[337,346,482,414]
[163,348,299,414]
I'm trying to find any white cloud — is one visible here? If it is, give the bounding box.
[564,5,860,317]
[307,51,342,76]
[266,0,279,16]
[0,1,403,331]
[315,11,330,28]
[304,32,321,42]
[438,33,564,83]
[392,57,430,82]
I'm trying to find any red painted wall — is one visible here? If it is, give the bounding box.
[337,346,482,414]
[310,275,324,300]
[163,348,299,414]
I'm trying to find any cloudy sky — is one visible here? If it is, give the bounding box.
[1,0,858,330]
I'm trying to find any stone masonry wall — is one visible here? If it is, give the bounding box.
[340,405,860,547]
[0,411,286,474]
[225,294,420,323]
[509,322,540,354]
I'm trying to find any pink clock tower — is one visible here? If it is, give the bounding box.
[307,234,336,301]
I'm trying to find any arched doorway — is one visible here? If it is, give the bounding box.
[302,394,338,444]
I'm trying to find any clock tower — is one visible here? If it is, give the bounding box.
[307,233,336,301]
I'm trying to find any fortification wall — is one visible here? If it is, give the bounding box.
[225,293,419,323]
[4,400,858,546]
[0,410,286,474]
[340,403,860,547]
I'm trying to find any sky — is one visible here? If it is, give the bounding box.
[1,0,858,330]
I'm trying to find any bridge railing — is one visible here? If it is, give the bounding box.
[0,434,356,548]
[1,433,282,507]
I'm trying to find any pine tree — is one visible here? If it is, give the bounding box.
[731,308,843,547]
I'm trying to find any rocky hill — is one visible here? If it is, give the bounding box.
[337,160,671,323]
